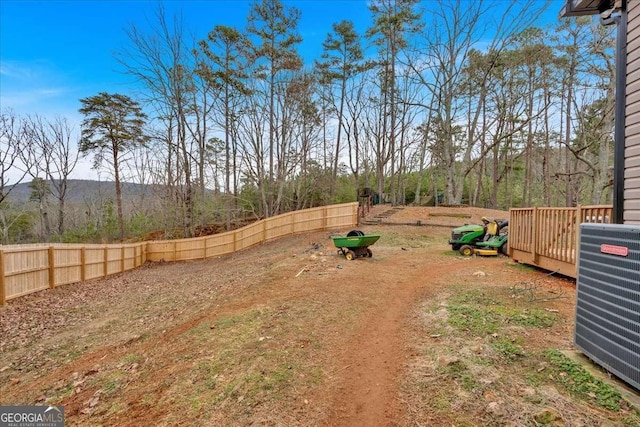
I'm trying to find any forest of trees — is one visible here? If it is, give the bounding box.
[0,0,617,244]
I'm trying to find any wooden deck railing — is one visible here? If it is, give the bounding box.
[509,205,613,278]
[0,202,359,304]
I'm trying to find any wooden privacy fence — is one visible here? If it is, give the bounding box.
[0,243,146,305]
[0,202,359,304]
[144,203,358,261]
[509,205,613,278]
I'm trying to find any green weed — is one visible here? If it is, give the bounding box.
[544,349,623,411]
[491,337,525,360]
[507,261,537,272]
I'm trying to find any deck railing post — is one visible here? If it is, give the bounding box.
[532,207,538,263]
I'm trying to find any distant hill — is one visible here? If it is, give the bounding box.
[5,180,156,204]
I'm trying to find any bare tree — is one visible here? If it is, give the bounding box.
[316,20,364,200]
[0,110,32,243]
[367,0,422,205]
[117,4,200,237]
[0,110,30,205]
[22,115,79,238]
[199,24,251,229]
[247,0,303,217]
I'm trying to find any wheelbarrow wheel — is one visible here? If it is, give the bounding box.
[366,248,373,258]
[345,250,356,261]
[347,229,365,237]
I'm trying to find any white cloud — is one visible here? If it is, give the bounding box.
[0,59,47,81]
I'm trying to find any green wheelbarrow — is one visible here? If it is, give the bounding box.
[331,230,381,261]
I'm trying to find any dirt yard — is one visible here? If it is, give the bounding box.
[1,206,638,426]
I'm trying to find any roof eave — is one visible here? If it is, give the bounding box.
[560,0,612,17]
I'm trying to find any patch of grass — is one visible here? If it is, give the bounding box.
[438,360,477,392]
[621,414,640,427]
[491,336,525,361]
[525,371,545,388]
[215,314,245,330]
[48,344,84,364]
[102,374,123,396]
[46,382,75,404]
[245,364,293,395]
[544,349,623,411]
[507,261,537,272]
[448,304,500,335]
[446,291,557,336]
[191,360,222,391]
[105,402,124,417]
[432,393,452,411]
[430,213,471,218]
[450,290,498,306]
[122,353,143,365]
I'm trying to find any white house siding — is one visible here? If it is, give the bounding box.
[626,1,640,223]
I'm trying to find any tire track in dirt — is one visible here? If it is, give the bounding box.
[321,257,489,426]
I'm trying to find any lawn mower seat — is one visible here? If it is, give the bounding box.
[483,219,499,240]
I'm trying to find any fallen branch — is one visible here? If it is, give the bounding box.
[295,266,309,278]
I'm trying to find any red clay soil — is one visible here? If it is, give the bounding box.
[1,206,632,426]
[322,259,475,426]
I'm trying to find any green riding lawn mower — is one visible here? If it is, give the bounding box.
[448,217,509,256]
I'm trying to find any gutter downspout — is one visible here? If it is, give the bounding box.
[601,1,627,224]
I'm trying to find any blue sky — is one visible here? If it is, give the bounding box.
[0,0,375,120]
[0,0,568,120]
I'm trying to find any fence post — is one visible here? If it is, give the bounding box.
[133,245,138,268]
[80,247,86,281]
[103,247,108,277]
[263,220,267,242]
[121,246,126,272]
[233,230,238,252]
[323,206,328,230]
[290,211,295,234]
[48,246,55,289]
[0,249,5,305]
